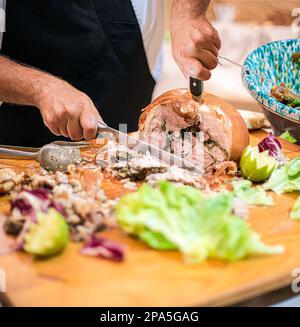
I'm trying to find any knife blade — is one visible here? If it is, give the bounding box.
[189,77,204,102]
[97,122,202,174]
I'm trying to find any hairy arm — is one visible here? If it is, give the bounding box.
[0,55,101,140]
[172,0,210,15]
[0,55,50,105]
[171,0,220,80]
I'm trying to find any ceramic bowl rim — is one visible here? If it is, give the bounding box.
[242,38,300,123]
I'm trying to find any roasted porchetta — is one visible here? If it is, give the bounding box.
[97,89,249,190]
[138,89,249,172]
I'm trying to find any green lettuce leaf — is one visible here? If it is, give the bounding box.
[290,196,300,220]
[264,158,300,194]
[116,181,283,263]
[280,131,297,144]
[290,98,300,108]
[232,180,273,206]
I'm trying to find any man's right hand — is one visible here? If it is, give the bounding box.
[35,79,101,141]
[0,56,101,141]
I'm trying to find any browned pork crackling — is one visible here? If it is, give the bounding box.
[139,89,249,171]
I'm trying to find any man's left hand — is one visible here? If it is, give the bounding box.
[171,1,221,81]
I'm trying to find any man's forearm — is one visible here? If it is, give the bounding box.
[172,0,210,17]
[0,55,55,106]
[0,55,100,140]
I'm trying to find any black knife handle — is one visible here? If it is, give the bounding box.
[189,77,203,97]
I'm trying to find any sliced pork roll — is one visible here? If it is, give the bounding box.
[138,89,249,171]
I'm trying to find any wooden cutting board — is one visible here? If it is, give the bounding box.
[1,130,300,307]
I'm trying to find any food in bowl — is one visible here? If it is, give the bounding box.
[270,82,300,108]
[270,52,300,109]
[242,39,300,143]
[292,52,300,64]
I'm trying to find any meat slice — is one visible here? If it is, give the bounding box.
[139,89,249,171]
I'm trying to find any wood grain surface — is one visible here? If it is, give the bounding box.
[1,131,300,307]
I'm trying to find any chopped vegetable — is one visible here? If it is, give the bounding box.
[116,182,283,263]
[270,83,299,107]
[23,208,69,257]
[12,189,50,217]
[290,196,300,220]
[258,133,284,162]
[264,157,300,194]
[292,52,300,64]
[28,188,51,200]
[280,131,297,144]
[232,180,273,206]
[240,145,278,182]
[11,188,65,219]
[290,98,300,108]
[286,157,300,177]
[80,235,124,262]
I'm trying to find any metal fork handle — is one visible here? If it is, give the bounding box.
[51,141,90,147]
[0,144,40,152]
[0,147,38,160]
[0,142,89,154]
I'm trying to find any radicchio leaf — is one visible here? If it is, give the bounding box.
[12,198,33,216]
[258,133,284,162]
[80,235,125,262]
[12,188,51,218]
[28,188,51,200]
[50,201,67,218]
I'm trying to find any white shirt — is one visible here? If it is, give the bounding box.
[0,0,5,45]
[0,0,164,81]
[131,0,164,81]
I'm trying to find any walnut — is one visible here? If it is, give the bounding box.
[30,174,56,189]
[0,168,25,194]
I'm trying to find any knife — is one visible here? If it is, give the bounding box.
[97,122,202,173]
[218,56,300,96]
[189,77,204,102]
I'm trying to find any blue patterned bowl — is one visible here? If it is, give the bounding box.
[242,39,300,143]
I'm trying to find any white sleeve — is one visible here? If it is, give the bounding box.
[131,0,164,81]
[0,0,6,47]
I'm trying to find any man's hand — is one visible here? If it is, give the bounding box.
[35,79,101,141]
[0,55,101,141]
[171,0,221,80]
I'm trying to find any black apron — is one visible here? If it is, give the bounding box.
[0,0,155,146]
